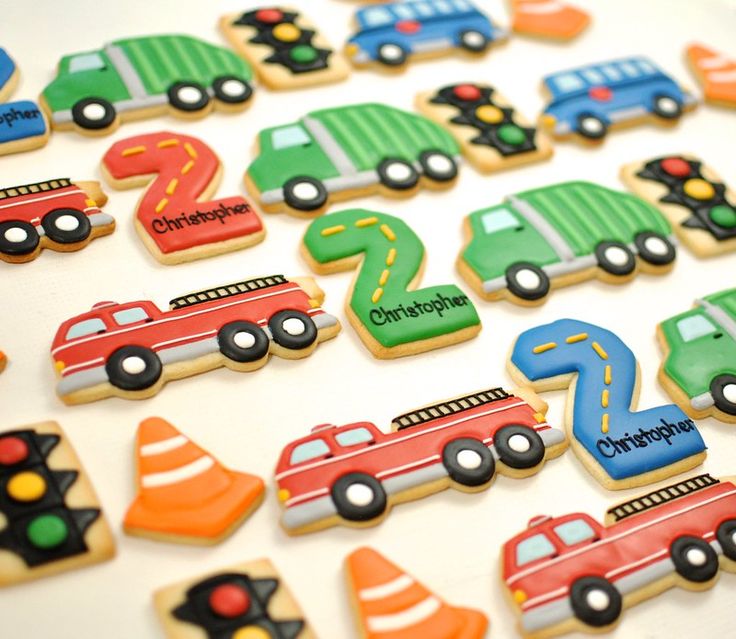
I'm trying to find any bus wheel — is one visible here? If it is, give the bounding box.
[0,220,39,257]
[634,232,676,266]
[283,176,328,212]
[331,473,387,522]
[218,321,269,363]
[458,29,489,53]
[670,536,719,582]
[268,310,318,350]
[494,426,545,470]
[72,97,116,131]
[376,43,408,66]
[212,76,253,105]
[378,158,419,191]
[505,263,550,301]
[570,577,622,627]
[652,94,683,120]
[710,375,736,416]
[42,209,91,244]
[442,438,495,487]
[716,519,736,561]
[167,82,210,113]
[595,242,636,276]
[105,346,162,392]
[419,151,458,183]
[575,113,607,140]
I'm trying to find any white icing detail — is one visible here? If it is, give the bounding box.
[151,329,217,351]
[367,597,441,632]
[585,589,610,611]
[722,383,736,404]
[233,331,257,349]
[691,391,715,411]
[54,214,81,232]
[385,161,413,182]
[685,547,708,566]
[219,79,247,97]
[423,153,454,175]
[456,449,483,470]
[643,236,669,255]
[359,575,414,601]
[345,482,375,507]
[378,44,404,62]
[508,434,532,453]
[140,435,188,456]
[461,31,486,47]
[121,356,147,375]
[699,55,731,69]
[4,226,28,243]
[60,357,105,375]
[292,181,320,202]
[515,268,542,291]
[141,455,214,488]
[707,70,736,83]
[655,96,679,114]
[105,44,148,99]
[516,0,566,15]
[580,116,604,134]
[282,317,307,336]
[176,86,205,105]
[82,103,108,122]
[375,455,441,479]
[603,246,630,266]
[284,487,330,507]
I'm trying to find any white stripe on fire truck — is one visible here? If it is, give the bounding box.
[141,456,214,488]
[285,487,330,507]
[60,357,105,376]
[152,329,217,350]
[140,435,188,456]
[375,455,441,479]
[0,187,84,211]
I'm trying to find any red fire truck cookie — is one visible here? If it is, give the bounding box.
[501,473,736,638]
[275,387,566,534]
[0,178,114,263]
[51,274,340,404]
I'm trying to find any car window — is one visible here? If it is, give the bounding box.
[363,7,392,26]
[394,4,415,18]
[637,59,657,74]
[554,519,596,546]
[677,315,717,342]
[290,439,330,465]
[481,208,521,234]
[620,61,639,77]
[582,69,606,84]
[600,64,623,81]
[272,125,311,150]
[335,428,374,447]
[113,307,150,326]
[66,318,106,340]
[68,53,105,73]
[435,0,453,12]
[516,533,556,567]
[552,73,584,93]
[413,2,433,16]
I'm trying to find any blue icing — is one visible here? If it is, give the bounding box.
[0,48,16,94]
[0,100,47,143]
[511,318,706,481]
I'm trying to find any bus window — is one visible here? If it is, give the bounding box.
[481,208,521,234]
[637,59,657,74]
[290,439,330,465]
[581,69,606,85]
[435,0,453,12]
[677,315,717,342]
[552,73,585,93]
[113,307,151,326]
[335,427,374,447]
[69,53,106,74]
[554,519,596,546]
[516,533,556,567]
[66,318,106,340]
[600,65,623,81]
[414,2,433,16]
[363,7,392,26]
[272,125,311,150]
[620,61,640,77]
[393,4,415,18]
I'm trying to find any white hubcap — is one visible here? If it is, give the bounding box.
[282,317,306,336]
[515,268,541,291]
[122,356,146,375]
[292,182,320,202]
[456,449,483,470]
[508,434,531,453]
[177,86,203,104]
[604,246,630,266]
[722,383,736,404]
[644,236,668,255]
[4,227,28,243]
[463,31,485,47]
[54,215,80,232]
[582,117,604,133]
[657,97,678,114]
[220,80,245,97]
[82,103,107,121]
[233,331,256,349]
[380,44,403,61]
[346,483,374,507]
[586,589,610,611]
[386,162,413,182]
[426,154,453,175]
[685,547,708,566]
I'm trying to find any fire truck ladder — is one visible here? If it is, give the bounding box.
[169,275,288,310]
[0,178,72,201]
[607,474,720,523]
[392,387,511,431]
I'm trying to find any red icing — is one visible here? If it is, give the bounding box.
[395,20,421,34]
[209,583,251,617]
[453,84,482,101]
[0,437,29,466]
[255,8,284,24]
[588,86,613,102]
[660,157,692,178]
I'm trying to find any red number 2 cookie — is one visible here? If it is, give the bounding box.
[102,131,265,264]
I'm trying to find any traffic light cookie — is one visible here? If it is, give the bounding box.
[686,43,736,109]
[415,82,553,172]
[0,421,115,587]
[219,7,350,90]
[154,558,316,638]
[124,417,265,544]
[620,154,736,257]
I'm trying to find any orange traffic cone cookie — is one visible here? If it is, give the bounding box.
[686,43,736,108]
[346,547,489,639]
[124,417,264,544]
[510,0,590,41]
[0,351,6,373]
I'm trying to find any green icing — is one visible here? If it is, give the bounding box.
[27,514,68,549]
[290,45,319,64]
[303,209,480,351]
[709,205,736,229]
[497,124,526,146]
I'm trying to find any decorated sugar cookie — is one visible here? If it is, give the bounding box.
[539,57,697,143]
[415,82,553,173]
[219,7,350,90]
[102,131,265,264]
[0,48,19,102]
[0,421,115,587]
[686,43,736,109]
[346,547,489,638]
[502,473,736,638]
[40,35,254,136]
[0,351,6,373]
[302,209,481,358]
[620,154,736,257]
[508,319,707,489]
[275,386,565,534]
[0,178,114,264]
[51,274,340,404]
[245,103,460,217]
[510,0,590,41]
[657,288,736,424]
[457,181,676,305]
[345,0,507,71]
[154,558,315,638]
[124,418,264,544]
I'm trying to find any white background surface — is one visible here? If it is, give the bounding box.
[1,0,736,637]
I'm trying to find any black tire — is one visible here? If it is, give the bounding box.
[716,519,736,561]
[105,346,162,391]
[634,232,676,266]
[331,472,387,522]
[212,76,253,105]
[575,113,608,140]
[570,576,622,628]
[710,375,736,416]
[268,310,318,350]
[283,176,328,212]
[217,321,269,363]
[494,425,545,469]
[71,97,116,131]
[670,535,719,582]
[376,42,408,66]
[505,262,550,301]
[595,241,636,276]
[652,93,683,120]
[458,29,489,53]
[0,220,39,256]
[419,150,458,183]
[442,438,495,487]
[42,209,91,244]
[167,81,210,112]
[377,158,419,191]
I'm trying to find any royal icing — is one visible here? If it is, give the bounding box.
[0,47,18,102]
[509,319,707,488]
[686,43,736,108]
[302,209,481,357]
[510,0,590,41]
[0,351,6,374]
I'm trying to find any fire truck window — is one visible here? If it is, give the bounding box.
[335,428,374,447]
[516,534,555,567]
[290,440,330,465]
[66,318,106,340]
[68,53,105,73]
[113,307,150,326]
[676,316,716,342]
[481,208,521,234]
[554,520,596,546]
[272,126,311,150]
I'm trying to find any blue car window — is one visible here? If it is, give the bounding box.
[335,427,374,447]
[677,315,717,342]
[435,0,454,13]
[553,73,585,93]
[272,125,311,150]
[637,59,657,74]
[620,61,640,77]
[66,318,106,340]
[600,64,623,81]
[290,439,330,465]
[414,2,433,16]
[394,4,415,19]
[481,208,521,234]
[516,533,555,566]
[554,519,596,546]
[582,69,606,84]
[363,7,392,26]
[453,0,473,9]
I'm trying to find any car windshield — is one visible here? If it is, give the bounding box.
[290,439,330,465]
[516,533,556,566]
[481,208,521,234]
[361,7,392,26]
[551,72,585,93]
[66,317,106,340]
[554,519,596,546]
[677,315,717,342]
[68,53,105,73]
[272,125,311,150]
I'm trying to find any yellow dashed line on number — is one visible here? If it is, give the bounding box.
[533,342,557,354]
